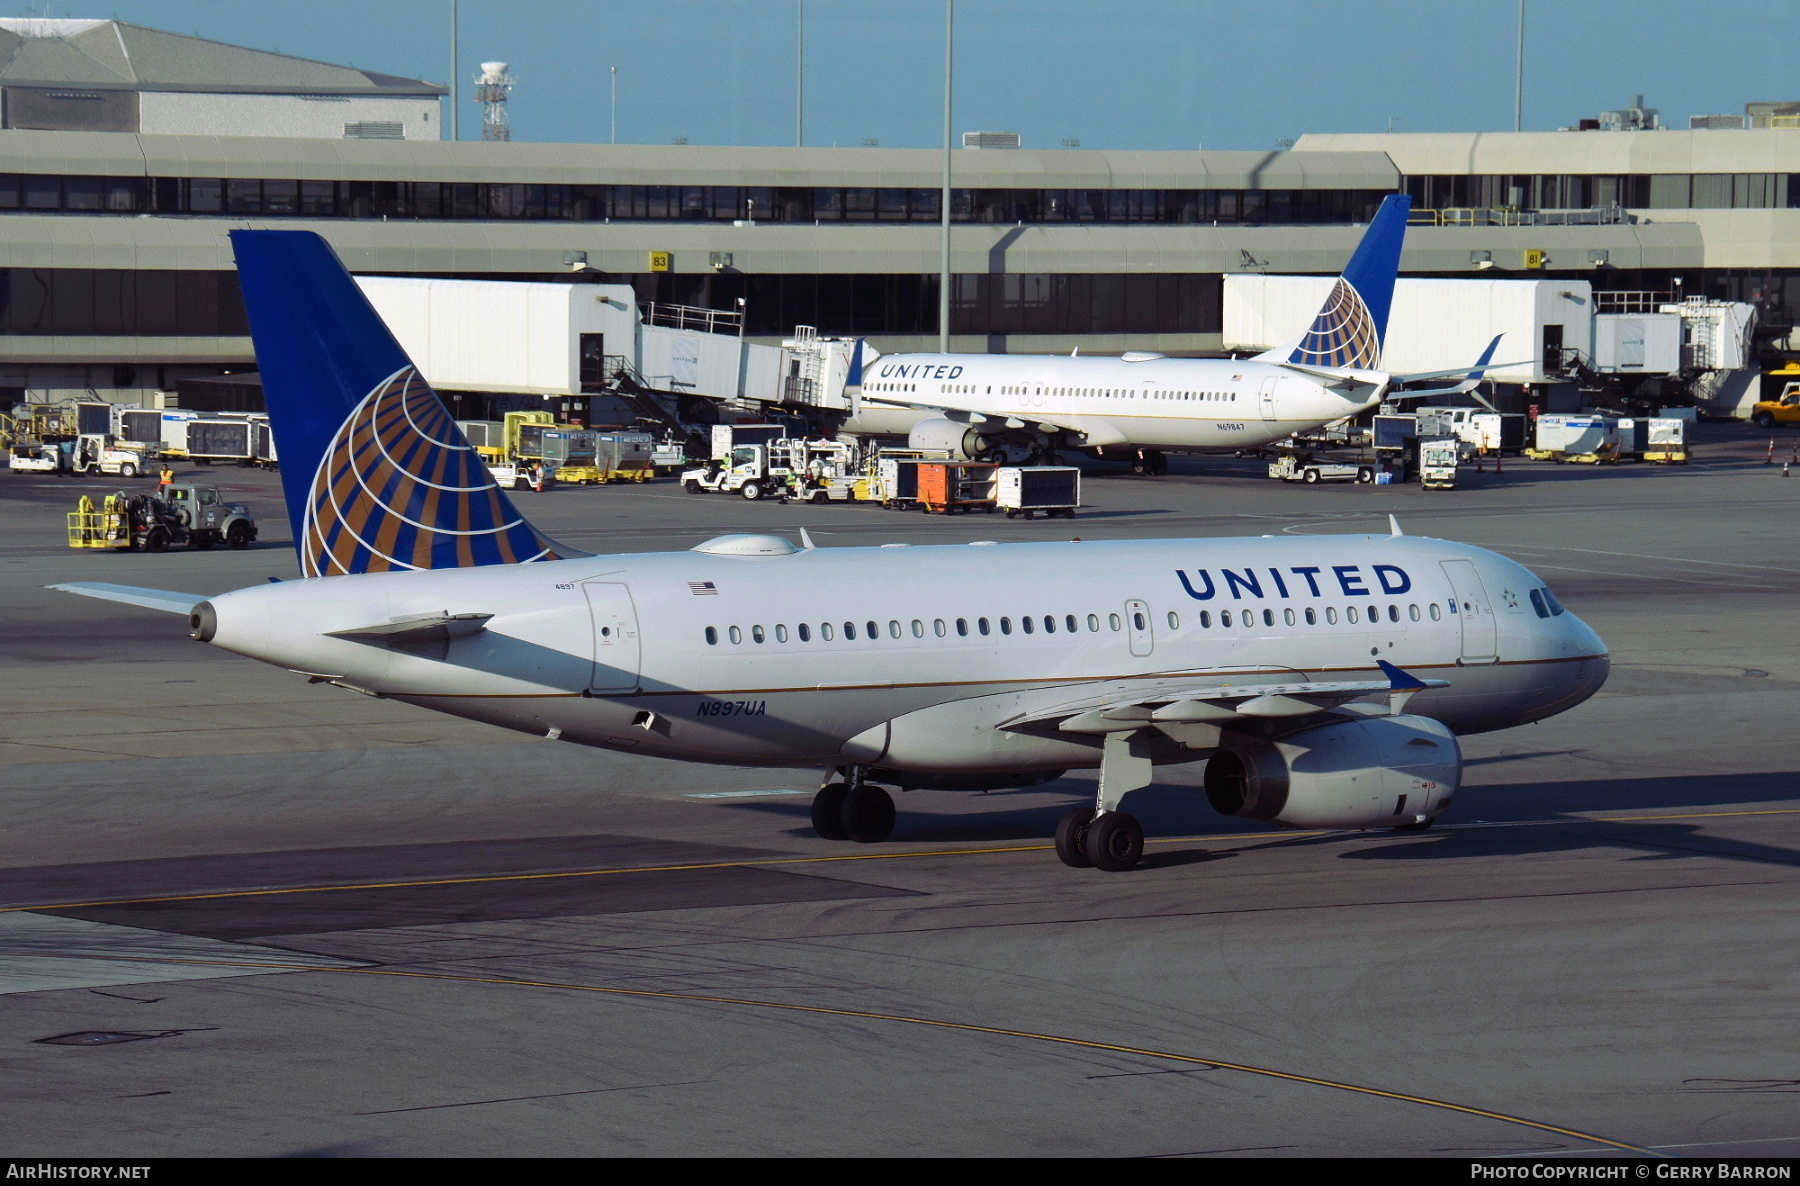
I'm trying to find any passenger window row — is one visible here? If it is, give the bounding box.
[702,601,1448,646]
[705,612,1121,646]
[1190,602,1443,629]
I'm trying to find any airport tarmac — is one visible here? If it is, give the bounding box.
[1,426,1797,1158]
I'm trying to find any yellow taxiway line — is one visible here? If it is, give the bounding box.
[3,807,1793,916]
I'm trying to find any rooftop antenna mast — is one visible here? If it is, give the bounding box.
[475,61,515,142]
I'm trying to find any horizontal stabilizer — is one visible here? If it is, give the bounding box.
[46,582,208,615]
[326,612,494,647]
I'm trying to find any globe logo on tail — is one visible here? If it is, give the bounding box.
[1289,278,1381,371]
[300,367,564,577]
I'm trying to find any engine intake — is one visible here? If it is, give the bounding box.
[1204,714,1462,829]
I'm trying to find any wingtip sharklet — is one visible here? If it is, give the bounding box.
[1375,659,1429,691]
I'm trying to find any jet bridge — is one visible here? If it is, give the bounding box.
[354,276,787,425]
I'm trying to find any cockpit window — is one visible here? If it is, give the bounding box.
[1530,588,1566,618]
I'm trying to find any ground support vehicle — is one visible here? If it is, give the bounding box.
[66,484,256,552]
[1419,436,1460,489]
[10,441,67,473]
[918,461,998,514]
[1750,381,1800,428]
[777,440,861,504]
[1643,417,1689,464]
[1268,455,1375,484]
[72,433,155,478]
[998,466,1080,519]
[515,424,600,483]
[682,443,788,500]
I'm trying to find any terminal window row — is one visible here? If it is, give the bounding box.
[701,602,1445,645]
[0,267,1226,340]
[0,175,1394,225]
[1404,173,1800,211]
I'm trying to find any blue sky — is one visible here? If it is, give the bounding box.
[65,1,1800,148]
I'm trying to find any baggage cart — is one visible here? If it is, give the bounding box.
[917,461,998,514]
[997,466,1080,518]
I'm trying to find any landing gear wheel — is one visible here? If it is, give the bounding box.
[1084,812,1144,872]
[840,784,895,843]
[1054,807,1095,868]
[811,783,849,841]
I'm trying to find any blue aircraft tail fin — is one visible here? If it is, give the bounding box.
[1285,194,1411,371]
[229,230,577,578]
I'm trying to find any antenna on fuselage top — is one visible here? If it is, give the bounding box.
[1389,514,1404,537]
[799,527,818,550]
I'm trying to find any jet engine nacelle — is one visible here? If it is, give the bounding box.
[1202,714,1462,829]
[907,417,987,461]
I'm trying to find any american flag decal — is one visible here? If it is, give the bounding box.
[689,581,718,595]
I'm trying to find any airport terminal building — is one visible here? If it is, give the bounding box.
[0,20,1796,410]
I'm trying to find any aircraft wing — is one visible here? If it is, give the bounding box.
[1001,661,1448,735]
[856,395,1124,444]
[47,582,208,615]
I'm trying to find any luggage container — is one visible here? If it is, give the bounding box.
[1372,414,1417,452]
[1469,412,1526,455]
[76,402,113,437]
[253,419,279,469]
[1529,414,1620,463]
[917,461,998,514]
[1644,417,1689,464]
[1613,417,1645,459]
[596,431,655,482]
[997,466,1080,518]
[711,423,785,460]
[457,419,506,462]
[877,456,922,509]
[186,419,255,465]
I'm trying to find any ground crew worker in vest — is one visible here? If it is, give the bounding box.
[157,463,174,492]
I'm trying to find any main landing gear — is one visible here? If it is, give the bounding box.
[811,768,895,844]
[1130,449,1168,477]
[1053,730,1155,872]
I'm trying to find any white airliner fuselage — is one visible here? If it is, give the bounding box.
[848,352,1380,452]
[193,532,1606,775]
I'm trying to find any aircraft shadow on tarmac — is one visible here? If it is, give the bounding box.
[731,768,1800,861]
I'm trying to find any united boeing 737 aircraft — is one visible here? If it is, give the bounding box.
[844,195,1493,473]
[53,231,1609,873]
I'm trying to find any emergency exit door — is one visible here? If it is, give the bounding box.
[584,581,641,693]
[1259,377,1279,420]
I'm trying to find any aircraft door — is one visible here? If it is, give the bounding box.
[583,581,642,693]
[1258,377,1279,421]
[1124,599,1154,657]
[1439,560,1498,664]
